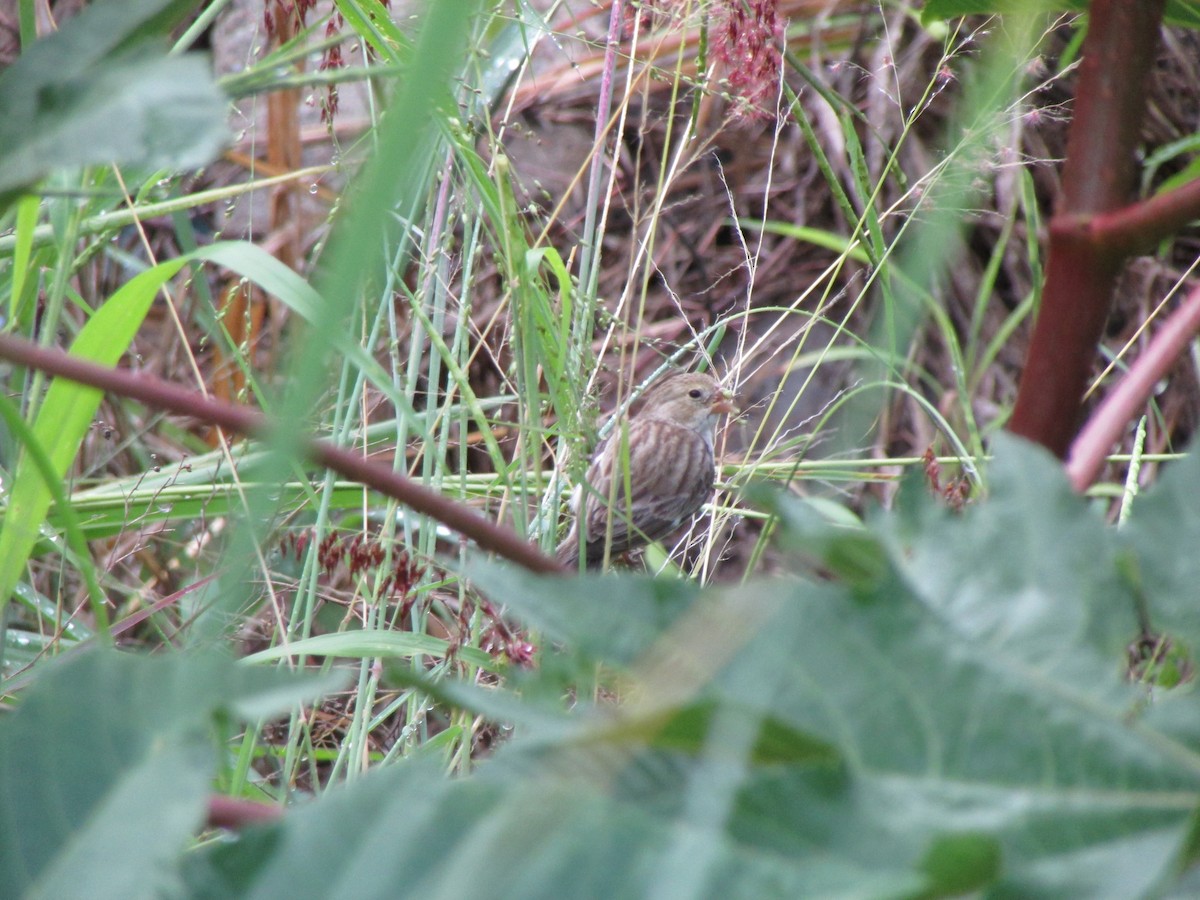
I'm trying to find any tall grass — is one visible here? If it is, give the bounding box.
[0,0,1156,791]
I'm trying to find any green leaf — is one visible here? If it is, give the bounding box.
[0,257,187,609]
[733,217,872,264]
[40,482,371,544]
[0,391,107,629]
[0,0,227,199]
[0,649,343,898]
[920,833,1003,895]
[1167,0,1200,28]
[462,559,699,667]
[881,434,1139,673]
[598,698,841,767]
[189,242,405,412]
[922,0,1076,21]
[180,435,1200,896]
[13,427,1200,896]
[9,194,39,314]
[1124,447,1200,642]
[756,486,890,589]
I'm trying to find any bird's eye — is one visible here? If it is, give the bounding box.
[688,388,703,399]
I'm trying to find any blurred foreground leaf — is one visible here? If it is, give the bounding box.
[176,435,1200,898]
[0,650,343,899]
[0,0,226,202]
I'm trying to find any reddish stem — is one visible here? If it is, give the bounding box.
[0,334,564,575]
[1007,0,1166,457]
[206,795,282,830]
[110,574,220,637]
[1066,282,1200,492]
[1091,177,1200,257]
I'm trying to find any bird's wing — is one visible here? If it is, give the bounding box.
[580,419,714,553]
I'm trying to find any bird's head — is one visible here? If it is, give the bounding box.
[637,372,736,432]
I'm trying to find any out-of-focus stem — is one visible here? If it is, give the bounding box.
[1008,0,1166,457]
[1091,177,1200,256]
[1067,282,1200,491]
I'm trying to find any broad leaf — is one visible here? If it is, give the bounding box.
[0,649,344,898]
[0,0,227,199]
[178,436,1200,897]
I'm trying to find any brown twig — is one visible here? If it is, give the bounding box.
[0,334,564,575]
[1008,0,1167,457]
[1090,177,1200,257]
[1066,282,1200,492]
[110,574,220,638]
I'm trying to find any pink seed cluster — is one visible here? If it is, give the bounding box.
[712,0,784,120]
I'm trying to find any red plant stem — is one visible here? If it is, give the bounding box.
[206,795,282,830]
[0,334,564,575]
[1007,0,1166,457]
[1066,282,1200,492]
[1090,177,1200,256]
[110,574,220,637]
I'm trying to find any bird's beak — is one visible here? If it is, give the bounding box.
[711,390,737,416]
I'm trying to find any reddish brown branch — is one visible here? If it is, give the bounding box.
[206,795,282,830]
[1066,283,1200,492]
[1008,0,1167,457]
[110,574,220,637]
[1090,177,1200,257]
[0,333,564,575]
[1009,224,1122,456]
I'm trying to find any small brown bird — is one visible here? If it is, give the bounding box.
[556,372,735,570]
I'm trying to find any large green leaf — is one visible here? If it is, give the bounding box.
[0,649,344,899]
[3,438,1198,897]
[1123,447,1200,640]
[463,560,699,667]
[0,0,226,199]
[175,436,1200,897]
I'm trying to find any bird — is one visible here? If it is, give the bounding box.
[556,371,735,570]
